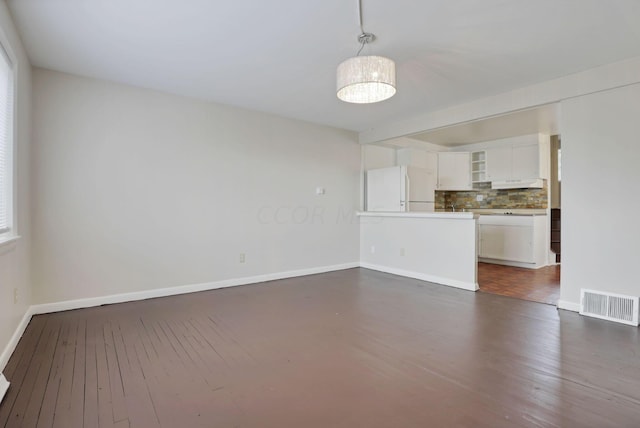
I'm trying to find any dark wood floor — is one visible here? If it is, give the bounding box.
[478,262,560,305]
[2,268,639,427]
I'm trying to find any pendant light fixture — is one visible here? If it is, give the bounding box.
[336,0,396,104]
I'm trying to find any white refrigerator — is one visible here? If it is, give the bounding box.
[366,166,436,212]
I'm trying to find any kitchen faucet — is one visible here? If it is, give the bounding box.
[450,204,456,212]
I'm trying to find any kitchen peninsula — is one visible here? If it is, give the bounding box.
[358,211,479,291]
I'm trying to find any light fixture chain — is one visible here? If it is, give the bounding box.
[358,0,364,34]
[356,0,373,56]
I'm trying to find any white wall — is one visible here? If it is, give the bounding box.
[559,83,640,307]
[360,214,478,291]
[31,69,360,304]
[0,2,32,371]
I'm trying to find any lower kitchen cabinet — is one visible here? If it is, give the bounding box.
[478,215,548,268]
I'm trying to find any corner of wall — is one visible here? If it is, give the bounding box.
[557,299,580,313]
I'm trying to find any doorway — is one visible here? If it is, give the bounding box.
[478,135,561,305]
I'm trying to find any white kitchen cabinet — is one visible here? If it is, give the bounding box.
[485,146,511,181]
[396,148,437,171]
[486,143,540,181]
[478,215,548,268]
[512,144,539,179]
[479,223,533,262]
[437,152,471,190]
[471,151,486,183]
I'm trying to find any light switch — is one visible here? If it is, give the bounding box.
[316,187,325,195]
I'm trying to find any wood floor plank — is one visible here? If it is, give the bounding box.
[102,321,128,426]
[111,321,159,428]
[36,317,71,428]
[83,318,99,428]
[94,317,115,428]
[51,318,80,428]
[15,317,62,428]
[1,319,50,427]
[130,318,184,428]
[3,268,640,427]
[163,317,236,425]
[69,319,87,428]
[152,319,208,426]
[2,316,46,380]
[0,316,47,427]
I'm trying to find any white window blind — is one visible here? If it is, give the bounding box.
[0,46,12,234]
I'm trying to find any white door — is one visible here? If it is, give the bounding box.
[366,166,406,212]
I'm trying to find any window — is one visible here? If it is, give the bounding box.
[0,44,13,239]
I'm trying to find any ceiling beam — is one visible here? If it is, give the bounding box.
[359,55,640,144]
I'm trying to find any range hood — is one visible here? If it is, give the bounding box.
[491,178,544,189]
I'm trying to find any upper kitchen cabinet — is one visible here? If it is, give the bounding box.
[397,148,438,171]
[437,152,471,190]
[512,144,540,179]
[485,134,550,187]
[485,146,511,181]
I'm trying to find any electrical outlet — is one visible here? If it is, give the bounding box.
[239,253,246,263]
[476,194,484,202]
[400,248,406,256]
[13,288,18,304]
[370,246,375,254]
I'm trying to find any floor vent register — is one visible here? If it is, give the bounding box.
[580,289,639,326]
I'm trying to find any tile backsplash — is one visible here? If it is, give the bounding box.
[435,182,548,210]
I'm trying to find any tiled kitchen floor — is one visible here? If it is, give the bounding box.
[478,262,560,305]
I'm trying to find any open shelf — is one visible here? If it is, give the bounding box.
[471,151,486,183]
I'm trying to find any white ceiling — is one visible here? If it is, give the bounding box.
[7,0,640,133]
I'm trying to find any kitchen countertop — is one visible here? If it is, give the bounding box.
[471,209,547,216]
[357,211,476,219]
[434,208,546,216]
[358,209,547,218]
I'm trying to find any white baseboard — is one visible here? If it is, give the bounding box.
[557,299,580,312]
[360,263,478,292]
[478,257,546,270]
[31,262,360,315]
[0,307,34,372]
[0,374,9,403]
